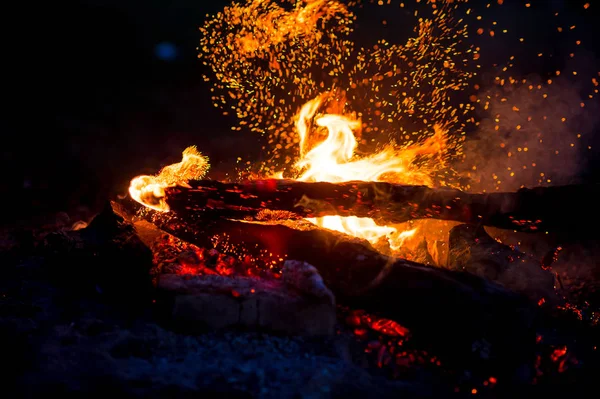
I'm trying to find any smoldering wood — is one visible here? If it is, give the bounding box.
[139,206,537,376]
[164,180,599,236]
[132,217,337,336]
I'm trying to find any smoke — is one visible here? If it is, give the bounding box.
[458,55,600,192]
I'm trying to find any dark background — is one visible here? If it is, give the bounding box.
[5,0,600,224]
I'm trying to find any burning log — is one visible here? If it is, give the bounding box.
[141,208,537,378]
[164,180,598,235]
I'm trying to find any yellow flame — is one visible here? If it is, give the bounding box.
[199,0,470,181]
[129,146,209,212]
[290,93,449,249]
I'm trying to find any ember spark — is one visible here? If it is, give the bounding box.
[199,0,472,179]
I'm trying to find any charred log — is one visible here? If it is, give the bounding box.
[163,180,598,236]
[447,224,557,303]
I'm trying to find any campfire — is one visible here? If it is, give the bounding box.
[118,0,600,393]
[11,0,599,397]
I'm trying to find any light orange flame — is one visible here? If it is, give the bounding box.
[129,146,209,212]
[289,93,449,249]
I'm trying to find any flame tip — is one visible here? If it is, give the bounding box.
[128,146,210,212]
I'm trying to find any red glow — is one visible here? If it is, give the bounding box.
[369,318,410,337]
[538,298,546,306]
[551,346,567,362]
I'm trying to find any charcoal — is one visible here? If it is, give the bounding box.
[549,239,600,307]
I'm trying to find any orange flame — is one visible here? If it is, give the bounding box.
[288,93,449,249]
[129,146,209,212]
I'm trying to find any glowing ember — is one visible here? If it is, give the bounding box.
[129,146,209,212]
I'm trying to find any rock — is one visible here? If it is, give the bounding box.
[135,217,336,336]
[448,224,557,303]
[158,272,336,337]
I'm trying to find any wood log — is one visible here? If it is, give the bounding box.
[447,224,557,303]
[164,180,598,235]
[140,208,538,379]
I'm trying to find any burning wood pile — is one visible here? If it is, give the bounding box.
[24,172,597,395]
[33,145,593,395]
[100,93,595,393]
[110,0,600,385]
[12,0,599,396]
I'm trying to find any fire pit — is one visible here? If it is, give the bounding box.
[5,0,600,397]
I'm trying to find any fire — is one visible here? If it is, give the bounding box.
[129,146,209,212]
[130,0,596,253]
[199,0,470,180]
[294,94,447,186]
[196,0,464,251]
[286,93,448,249]
[127,91,447,250]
